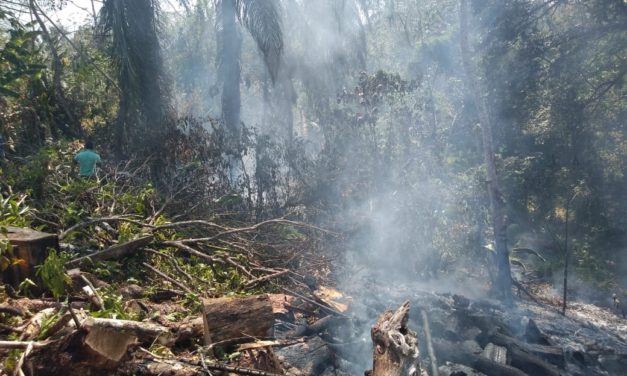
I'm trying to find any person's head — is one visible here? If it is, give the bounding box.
[85,140,94,150]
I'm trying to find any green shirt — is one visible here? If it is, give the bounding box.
[74,149,101,177]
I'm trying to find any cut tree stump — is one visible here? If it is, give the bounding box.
[202,294,275,345]
[1,226,58,290]
[367,301,421,376]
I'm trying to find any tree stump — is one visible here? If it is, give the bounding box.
[367,301,421,376]
[2,226,58,290]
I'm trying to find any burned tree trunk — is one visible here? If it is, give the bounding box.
[367,301,421,376]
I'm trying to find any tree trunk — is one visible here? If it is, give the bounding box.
[29,0,79,137]
[459,0,513,305]
[367,301,421,376]
[218,0,242,155]
[202,294,275,344]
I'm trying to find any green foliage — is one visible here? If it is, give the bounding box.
[0,235,17,273]
[89,287,137,320]
[35,310,62,340]
[0,193,32,227]
[36,250,72,298]
[182,291,203,313]
[2,349,22,374]
[0,11,44,98]
[17,278,37,296]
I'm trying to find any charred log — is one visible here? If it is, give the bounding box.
[367,301,421,376]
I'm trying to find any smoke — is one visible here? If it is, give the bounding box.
[157,1,627,372]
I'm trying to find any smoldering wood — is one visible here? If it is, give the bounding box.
[433,338,528,376]
[202,294,275,345]
[505,345,560,376]
[481,342,507,364]
[368,301,421,376]
[486,332,564,367]
[283,314,347,338]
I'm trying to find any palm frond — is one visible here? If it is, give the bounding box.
[235,0,283,81]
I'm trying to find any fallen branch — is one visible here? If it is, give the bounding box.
[0,340,52,349]
[79,274,103,310]
[512,278,547,307]
[129,357,283,376]
[145,248,199,284]
[142,262,193,294]
[162,241,222,265]
[176,219,333,244]
[12,340,33,376]
[82,317,175,345]
[154,220,228,232]
[421,310,439,376]
[66,235,154,267]
[59,217,151,240]
[0,304,25,316]
[0,323,23,333]
[245,269,289,288]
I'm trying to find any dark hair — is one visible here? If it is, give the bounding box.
[85,141,94,150]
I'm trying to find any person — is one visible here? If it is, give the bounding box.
[74,140,101,177]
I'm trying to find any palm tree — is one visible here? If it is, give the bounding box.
[216,0,283,155]
[98,0,171,159]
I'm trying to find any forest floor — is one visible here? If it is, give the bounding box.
[1,157,626,375]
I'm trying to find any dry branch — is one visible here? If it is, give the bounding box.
[142,262,193,294]
[175,219,333,244]
[66,235,154,267]
[0,304,25,316]
[245,269,289,288]
[0,340,52,349]
[59,217,150,240]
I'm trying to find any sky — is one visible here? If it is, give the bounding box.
[15,0,181,32]
[54,0,101,30]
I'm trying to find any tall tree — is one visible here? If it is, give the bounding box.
[29,0,80,137]
[98,0,171,160]
[216,0,283,155]
[459,0,513,304]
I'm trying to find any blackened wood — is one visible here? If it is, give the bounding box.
[433,338,528,376]
[488,332,564,367]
